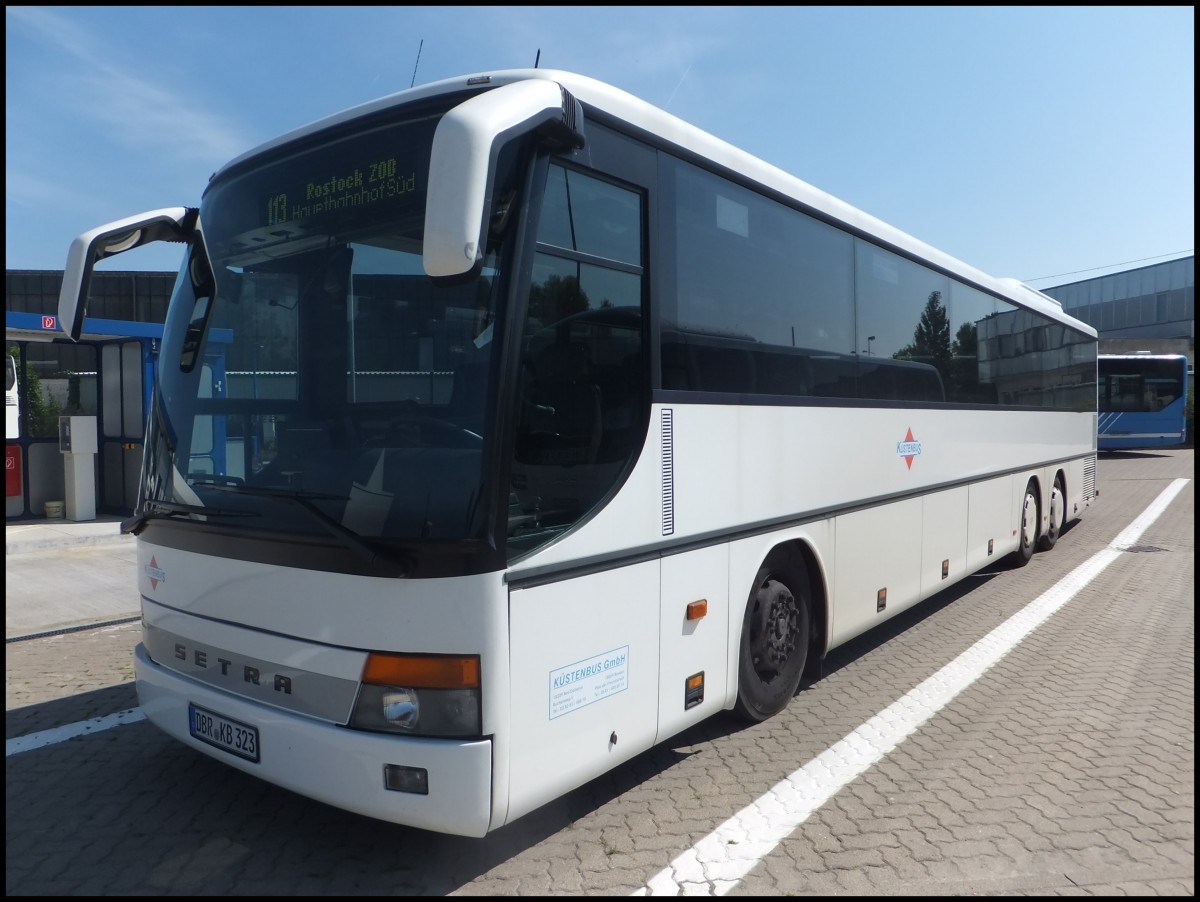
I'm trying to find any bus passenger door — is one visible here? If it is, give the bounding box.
[505,561,660,825]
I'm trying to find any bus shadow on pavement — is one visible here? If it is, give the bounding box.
[818,567,1007,682]
[5,682,138,739]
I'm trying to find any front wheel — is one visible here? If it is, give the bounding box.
[1038,476,1066,551]
[733,558,811,723]
[1010,480,1039,568]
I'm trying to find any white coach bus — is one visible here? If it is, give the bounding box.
[58,69,1097,837]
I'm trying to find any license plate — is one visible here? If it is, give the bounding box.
[189,703,260,763]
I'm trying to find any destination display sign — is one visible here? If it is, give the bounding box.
[203,116,440,250]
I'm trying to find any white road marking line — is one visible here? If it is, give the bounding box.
[7,707,147,757]
[636,478,1190,896]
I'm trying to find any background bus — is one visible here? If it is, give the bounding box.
[1097,353,1189,450]
[58,68,1097,837]
[5,353,18,440]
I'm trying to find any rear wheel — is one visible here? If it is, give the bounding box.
[1038,475,1066,551]
[733,556,811,723]
[1011,480,1039,567]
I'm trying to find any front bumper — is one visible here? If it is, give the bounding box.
[134,643,495,836]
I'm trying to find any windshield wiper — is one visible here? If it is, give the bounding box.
[199,483,413,575]
[122,499,259,535]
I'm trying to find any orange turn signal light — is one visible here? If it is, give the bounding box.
[363,653,480,689]
[686,599,708,621]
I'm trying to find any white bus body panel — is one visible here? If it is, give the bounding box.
[919,487,969,601]
[833,498,924,646]
[134,541,513,835]
[516,405,1092,573]
[506,560,660,824]
[135,542,510,654]
[966,476,1017,574]
[657,548,731,737]
[512,403,1092,668]
[508,543,735,828]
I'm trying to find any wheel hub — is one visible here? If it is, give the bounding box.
[1023,495,1037,544]
[752,580,797,676]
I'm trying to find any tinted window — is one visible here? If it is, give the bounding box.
[509,165,646,560]
[662,155,1095,409]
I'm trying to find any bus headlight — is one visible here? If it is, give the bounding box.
[349,653,481,738]
[383,689,419,727]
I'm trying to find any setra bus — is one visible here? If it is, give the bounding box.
[1097,353,1189,450]
[58,69,1098,837]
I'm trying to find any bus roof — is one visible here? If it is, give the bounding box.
[1099,353,1189,360]
[212,68,1093,334]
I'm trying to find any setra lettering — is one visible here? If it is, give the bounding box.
[168,640,294,693]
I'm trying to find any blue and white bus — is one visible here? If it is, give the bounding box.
[1098,353,1189,450]
[58,68,1097,837]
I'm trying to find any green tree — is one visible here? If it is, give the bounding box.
[67,372,83,413]
[9,346,62,437]
[528,274,589,328]
[894,291,952,384]
[952,321,977,358]
[947,321,986,402]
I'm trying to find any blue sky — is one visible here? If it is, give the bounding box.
[5,6,1194,288]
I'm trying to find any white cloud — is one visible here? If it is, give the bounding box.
[4,168,86,212]
[8,6,248,168]
[75,69,248,166]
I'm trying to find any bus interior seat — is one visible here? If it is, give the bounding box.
[527,341,603,466]
[660,338,695,391]
[693,344,756,394]
[272,425,336,479]
[756,349,813,396]
[809,355,856,398]
[445,356,489,432]
[344,446,481,539]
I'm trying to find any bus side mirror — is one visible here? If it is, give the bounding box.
[424,80,584,280]
[58,207,197,341]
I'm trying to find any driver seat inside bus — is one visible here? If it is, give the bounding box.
[522,340,603,467]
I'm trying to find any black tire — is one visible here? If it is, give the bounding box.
[733,556,811,723]
[1038,475,1066,551]
[1010,480,1039,568]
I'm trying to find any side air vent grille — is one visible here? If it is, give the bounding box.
[661,409,674,536]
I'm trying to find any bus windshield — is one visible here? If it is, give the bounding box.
[143,111,517,561]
